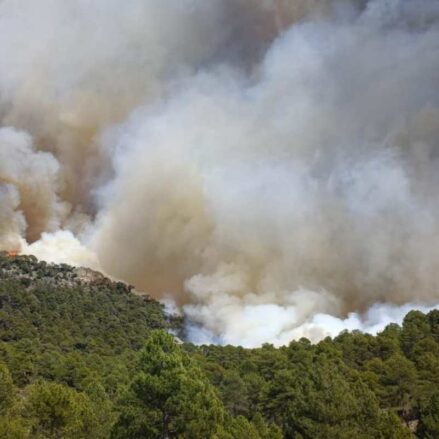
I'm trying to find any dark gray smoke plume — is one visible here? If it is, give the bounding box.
[1,0,439,346]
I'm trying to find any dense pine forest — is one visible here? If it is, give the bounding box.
[0,254,438,438]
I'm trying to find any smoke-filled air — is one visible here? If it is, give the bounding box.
[1,0,439,347]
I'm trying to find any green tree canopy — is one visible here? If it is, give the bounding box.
[112,331,225,439]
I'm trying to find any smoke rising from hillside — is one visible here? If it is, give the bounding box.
[1,0,439,346]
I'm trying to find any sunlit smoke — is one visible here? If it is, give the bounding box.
[1,0,439,346]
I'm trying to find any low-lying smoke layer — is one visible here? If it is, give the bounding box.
[1,0,439,346]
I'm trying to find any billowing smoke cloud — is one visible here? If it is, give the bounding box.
[0,127,66,247]
[1,0,439,346]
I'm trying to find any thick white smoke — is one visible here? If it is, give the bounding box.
[1,0,439,346]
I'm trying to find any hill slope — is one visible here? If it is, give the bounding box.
[0,254,173,389]
[0,254,170,352]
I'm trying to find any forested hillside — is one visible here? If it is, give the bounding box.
[0,254,438,438]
